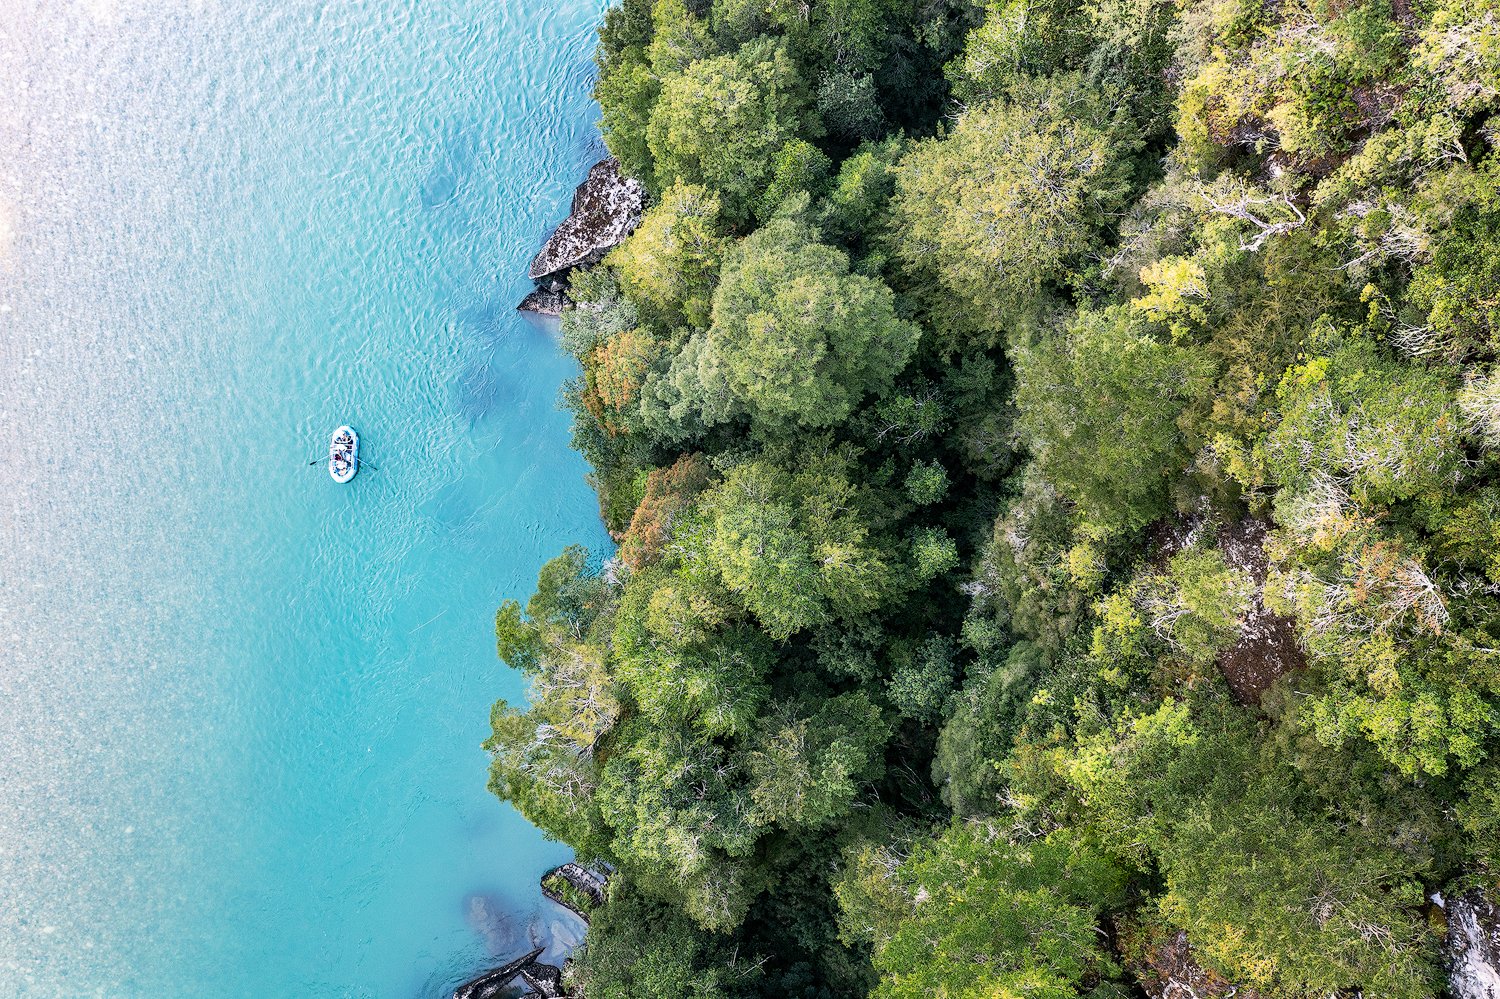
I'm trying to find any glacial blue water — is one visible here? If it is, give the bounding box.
[0,2,612,996]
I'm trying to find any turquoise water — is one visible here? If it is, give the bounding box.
[0,2,612,995]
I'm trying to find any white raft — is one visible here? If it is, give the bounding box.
[329,425,358,483]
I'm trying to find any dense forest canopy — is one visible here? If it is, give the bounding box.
[486,0,1500,994]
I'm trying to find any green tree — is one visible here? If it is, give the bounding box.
[1131,546,1256,667]
[596,57,662,186]
[933,641,1051,815]
[903,459,949,505]
[885,634,958,722]
[745,692,890,829]
[484,550,618,858]
[947,0,1096,105]
[612,569,773,738]
[656,218,919,436]
[610,181,727,329]
[892,72,1138,340]
[908,525,959,580]
[567,882,754,998]
[1407,160,1500,357]
[646,38,814,221]
[757,138,832,221]
[646,0,716,76]
[690,450,895,639]
[1262,334,1463,509]
[817,71,885,142]
[964,470,1094,653]
[1013,305,1212,534]
[841,823,1128,999]
[818,135,902,248]
[1065,702,1441,997]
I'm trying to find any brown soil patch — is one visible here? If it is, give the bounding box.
[1120,922,1266,999]
[1146,512,1206,568]
[1215,517,1307,706]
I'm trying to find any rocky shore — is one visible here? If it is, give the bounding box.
[517,158,644,317]
[539,862,606,923]
[452,865,609,999]
[461,155,637,999]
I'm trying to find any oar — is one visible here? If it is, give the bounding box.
[306,455,379,471]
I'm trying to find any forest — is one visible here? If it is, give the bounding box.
[484,0,1500,994]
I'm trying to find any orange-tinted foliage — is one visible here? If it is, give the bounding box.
[591,328,655,425]
[618,453,713,570]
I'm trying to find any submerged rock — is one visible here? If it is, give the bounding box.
[535,909,587,966]
[455,866,606,998]
[464,893,520,956]
[1446,891,1500,999]
[527,158,644,283]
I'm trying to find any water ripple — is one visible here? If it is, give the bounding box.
[0,0,613,995]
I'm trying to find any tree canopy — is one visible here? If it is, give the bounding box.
[483,0,1500,994]
[652,218,919,437]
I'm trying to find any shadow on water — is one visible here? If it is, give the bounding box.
[465,893,527,957]
[450,300,525,422]
[453,353,509,423]
[457,300,511,343]
[422,120,487,210]
[451,309,571,426]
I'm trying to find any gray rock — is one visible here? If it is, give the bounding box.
[452,947,544,999]
[528,159,645,283]
[517,287,568,317]
[520,961,565,998]
[1447,892,1500,999]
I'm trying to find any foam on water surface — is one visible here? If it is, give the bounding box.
[0,1,611,995]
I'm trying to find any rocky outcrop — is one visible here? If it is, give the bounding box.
[1213,517,1306,705]
[1446,891,1500,999]
[540,862,610,924]
[453,947,544,999]
[528,158,644,284]
[1147,514,1306,705]
[550,863,607,905]
[517,158,643,313]
[518,285,568,317]
[520,960,566,997]
[451,942,568,999]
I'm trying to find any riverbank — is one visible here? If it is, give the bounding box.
[453,865,608,998]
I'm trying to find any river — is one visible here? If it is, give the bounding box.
[0,1,611,995]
